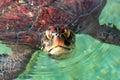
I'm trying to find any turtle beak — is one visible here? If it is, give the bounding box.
[41,27,75,60]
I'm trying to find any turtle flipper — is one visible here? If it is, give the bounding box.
[0,44,35,80]
[89,23,120,46]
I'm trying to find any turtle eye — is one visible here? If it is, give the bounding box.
[45,30,52,39]
[64,28,71,38]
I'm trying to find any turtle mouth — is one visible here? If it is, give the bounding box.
[47,46,74,60]
[48,45,72,53]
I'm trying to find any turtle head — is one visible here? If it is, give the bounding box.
[41,26,75,60]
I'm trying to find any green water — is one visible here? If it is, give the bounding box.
[0,0,120,80]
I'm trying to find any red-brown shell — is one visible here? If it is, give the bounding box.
[0,0,106,47]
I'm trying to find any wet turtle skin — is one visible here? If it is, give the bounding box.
[0,45,35,80]
[0,0,120,80]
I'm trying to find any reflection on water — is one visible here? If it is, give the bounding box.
[0,0,120,80]
[16,34,120,80]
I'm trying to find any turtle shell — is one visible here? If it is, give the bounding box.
[0,0,106,47]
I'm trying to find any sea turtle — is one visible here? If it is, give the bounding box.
[0,0,120,79]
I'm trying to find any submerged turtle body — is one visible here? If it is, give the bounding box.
[0,0,106,43]
[0,0,120,80]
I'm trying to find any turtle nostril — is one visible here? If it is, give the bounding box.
[55,34,61,37]
[56,35,61,39]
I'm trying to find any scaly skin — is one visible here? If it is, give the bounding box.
[0,44,35,80]
[90,24,120,46]
[75,0,120,46]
